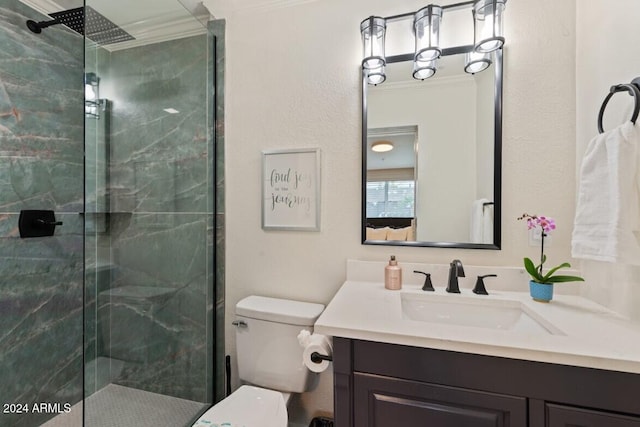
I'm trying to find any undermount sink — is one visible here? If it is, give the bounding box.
[401,292,563,335]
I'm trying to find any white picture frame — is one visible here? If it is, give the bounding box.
[262,148,321,231]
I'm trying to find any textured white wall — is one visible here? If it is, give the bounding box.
[576,0,640,321]
[216,0,578,424]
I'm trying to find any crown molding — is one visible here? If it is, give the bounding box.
[234,0,319,13]
[103,13,207,52]
[202,0,319,18]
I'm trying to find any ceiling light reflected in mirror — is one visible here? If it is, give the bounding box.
[371,140,394,153]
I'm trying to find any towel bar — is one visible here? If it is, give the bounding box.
[597,77,640,134]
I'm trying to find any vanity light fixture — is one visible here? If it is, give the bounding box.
[414,5,443,63]
[371,140,394,153]
[413,59,437,80]
[473,0,507,53]
[85,72,100,118]
[366,65,386,85]
[360,1,506,85]
[361,16,387,85]
[464,50,492,74]
[360,16,387,71]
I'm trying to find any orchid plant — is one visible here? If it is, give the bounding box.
[517,213,584,285]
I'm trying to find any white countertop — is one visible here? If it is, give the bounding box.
[314,261,640,374]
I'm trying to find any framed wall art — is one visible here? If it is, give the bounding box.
[262,148,320,231]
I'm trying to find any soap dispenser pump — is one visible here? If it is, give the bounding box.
[385,255,402,290]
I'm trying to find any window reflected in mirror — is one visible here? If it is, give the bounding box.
[366,126,417,242]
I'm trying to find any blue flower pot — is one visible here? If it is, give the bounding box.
[529,280,554,302]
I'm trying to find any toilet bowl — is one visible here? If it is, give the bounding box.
[193,386,288,427]
[192,296,325,427]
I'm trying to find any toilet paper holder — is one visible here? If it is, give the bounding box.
[310,352,332,364]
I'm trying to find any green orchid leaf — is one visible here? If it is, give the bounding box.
[524,257,544,282]
[541,262,572,281]
[546,275,585,283]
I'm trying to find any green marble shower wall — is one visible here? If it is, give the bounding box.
[0,1,84,426]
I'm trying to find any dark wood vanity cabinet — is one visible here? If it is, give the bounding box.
[354,373,526,426]
[333,338,640,427]
[545,404,640,427]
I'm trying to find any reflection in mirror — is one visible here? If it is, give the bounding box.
[362,47,502,249]
[366,126,417,241]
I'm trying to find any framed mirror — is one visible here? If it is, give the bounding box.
[362,46,502,249]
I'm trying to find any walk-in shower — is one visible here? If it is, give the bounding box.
[0,0,224,426]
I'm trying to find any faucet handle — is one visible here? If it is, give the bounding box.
[473,274,497,295]
[413,270,435,291]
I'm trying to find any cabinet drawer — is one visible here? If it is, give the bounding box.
[354,373,527,427]
[547,403,640,427]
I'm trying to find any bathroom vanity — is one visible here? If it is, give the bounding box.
[315,261,640,427]
[332,338,640,426]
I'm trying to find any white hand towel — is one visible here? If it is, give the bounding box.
[572,121,640,265]
[482,203,494,244]
[470,199,489,243]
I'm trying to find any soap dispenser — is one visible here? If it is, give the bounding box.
[385,255,402,290]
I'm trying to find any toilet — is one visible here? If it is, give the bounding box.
[193,295,325,427]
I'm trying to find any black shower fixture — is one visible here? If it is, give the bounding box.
[26,6,135,46]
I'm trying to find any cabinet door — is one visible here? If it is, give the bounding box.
[547,403,640,427]
[354,373,527,427]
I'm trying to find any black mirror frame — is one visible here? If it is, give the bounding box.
[361,46,503,249]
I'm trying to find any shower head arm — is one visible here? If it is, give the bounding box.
[26,18,61,34]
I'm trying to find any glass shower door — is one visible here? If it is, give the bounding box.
[83,1,216,425]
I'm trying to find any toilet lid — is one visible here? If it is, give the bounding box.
[193,385,287,427]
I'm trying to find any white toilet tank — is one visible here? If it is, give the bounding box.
[235,295,325,393]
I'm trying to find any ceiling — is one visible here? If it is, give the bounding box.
[19,0,316,49]
[19,0,211,50]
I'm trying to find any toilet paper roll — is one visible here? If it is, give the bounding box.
[297,329,312,347]
[302,334,333,373]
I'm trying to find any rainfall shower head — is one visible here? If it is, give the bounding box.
[26,6,135,46]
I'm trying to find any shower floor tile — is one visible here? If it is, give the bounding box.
[41,384,208,427]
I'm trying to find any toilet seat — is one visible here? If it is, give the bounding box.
[192,385,287,427]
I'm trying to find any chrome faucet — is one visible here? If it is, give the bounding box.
[446,259,465,293]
